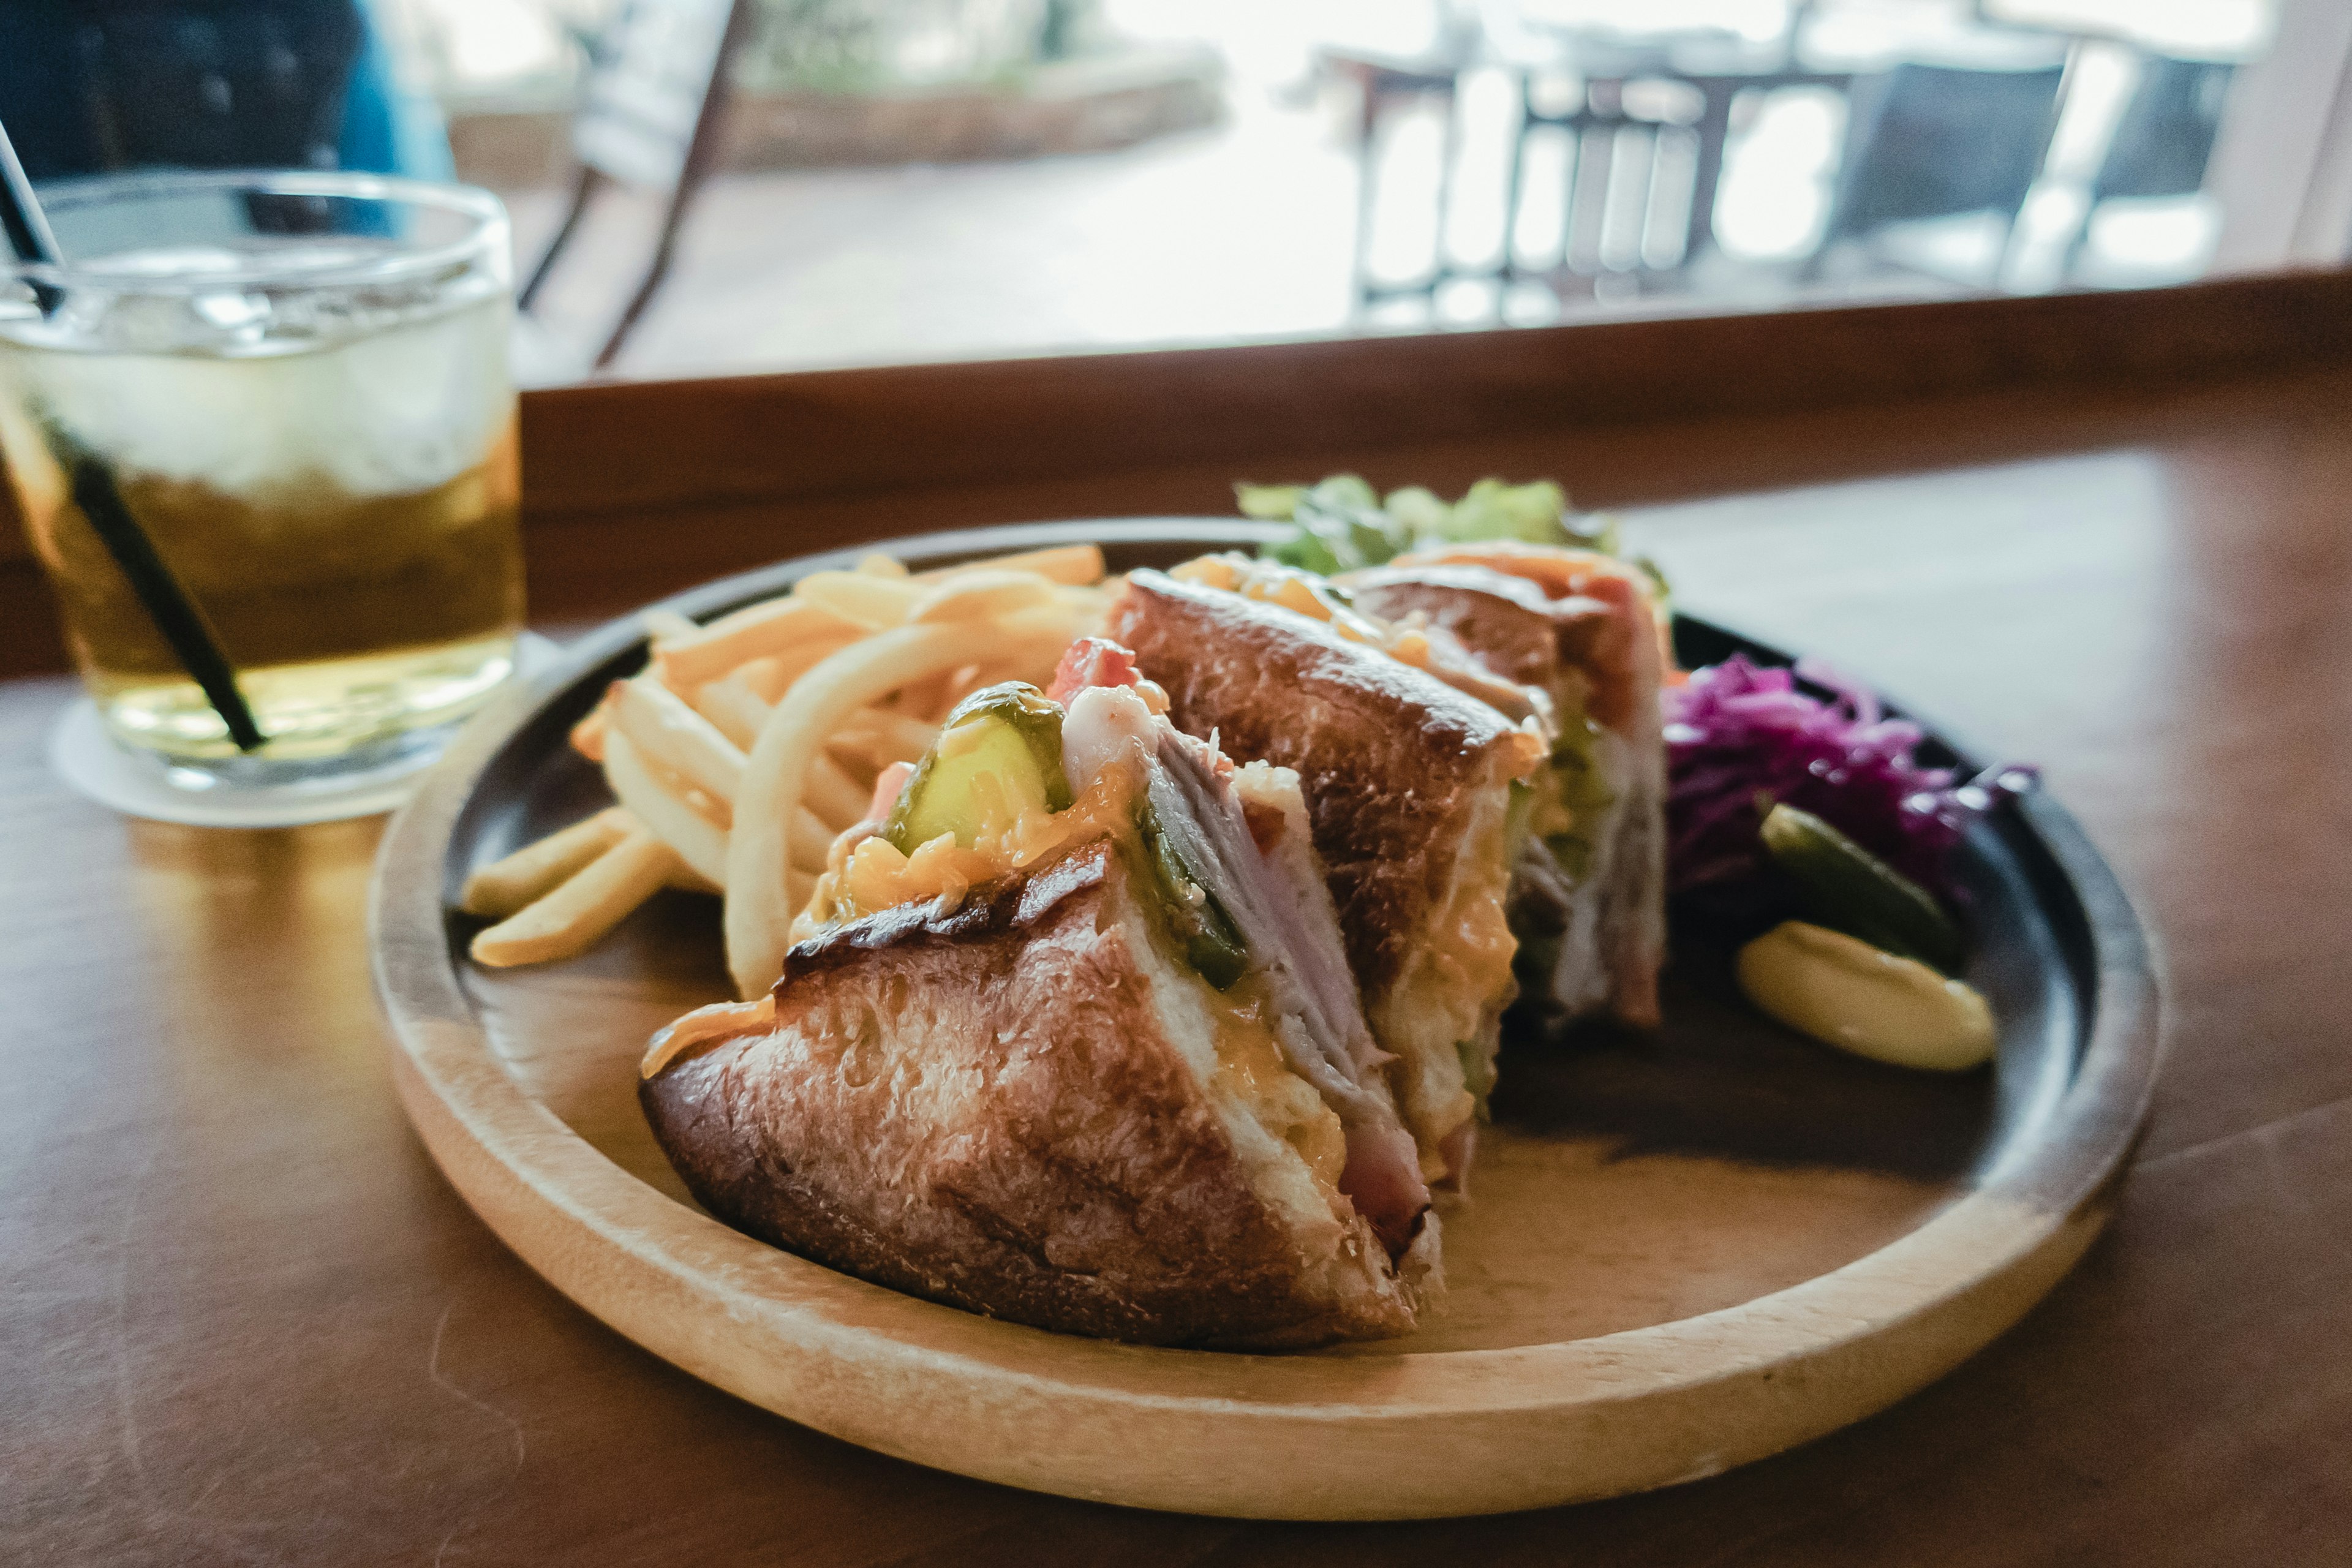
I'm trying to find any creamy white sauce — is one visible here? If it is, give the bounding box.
[1736,921,1996,1072]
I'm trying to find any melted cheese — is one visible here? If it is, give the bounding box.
[1375,800,1518,1178]
[792,764,1138,940]
[641,994,777,1079]
[1427,843,1520,1022]
[1205,981,1348,1196]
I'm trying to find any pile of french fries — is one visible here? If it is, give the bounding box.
[461,544,1112,996]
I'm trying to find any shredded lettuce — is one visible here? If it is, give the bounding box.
[1239,473,1630,576]
[1241,474,1409,576]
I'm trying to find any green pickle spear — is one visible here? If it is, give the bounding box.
[882,682,1071,852]
[1134,803,1249,990]
[1758,803,1967,974]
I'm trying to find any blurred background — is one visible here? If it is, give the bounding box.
[3,0,2337,384]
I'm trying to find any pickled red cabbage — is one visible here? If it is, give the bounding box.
[1664,655,2034,899]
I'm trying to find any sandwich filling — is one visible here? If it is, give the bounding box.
[1107,567,1548,1186]
[769,637,1431,1255]
[1508,707,1642,1020]
[1351,546,1670,1030]
[1374,780,1518,1176]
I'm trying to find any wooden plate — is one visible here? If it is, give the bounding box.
[370,519,2161,1520]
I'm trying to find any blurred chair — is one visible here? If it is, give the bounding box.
[1343,7,1861,312]
[0,0,448,180]
[1809,58,2067,287]
[1505,40,1856,295]
[516,0,755,372]
[1323,42,1478,309]
[1505,68,1708,290]
[2064,53,2232,279]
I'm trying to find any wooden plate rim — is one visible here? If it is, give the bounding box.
[369,518,2163,1517]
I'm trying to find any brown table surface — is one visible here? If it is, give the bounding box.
[8,359,2351,1566]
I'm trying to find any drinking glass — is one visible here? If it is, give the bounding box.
[0,170,524,789]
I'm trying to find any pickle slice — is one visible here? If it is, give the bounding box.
[881,682,1071,851]
[1758,803,1966,974]
[1134,803,1248,990]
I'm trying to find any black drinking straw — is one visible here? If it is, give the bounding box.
[1,123,264,752]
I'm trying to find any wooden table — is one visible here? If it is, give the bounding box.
[7,283,2351,1562]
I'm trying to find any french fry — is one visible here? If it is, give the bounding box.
[943,658,1054,712]
[805,752,873,831]
[459,807,632,918]
[612,677,745,807]
[790,824,836,876]
[762,630,863,693]
[655,600,865,690]
[693,647,863,750]
[826,750,881,798]
[695,595,840,641]
[830,706,940,765]
[470,828,680,968]
[641,608,701,646]
[1053,582,1112,613]
[464,544,1115,973]
[1169,555,1240,590]
[733,654,789,703]
[927,628,1095,715]
[692,674,771,750]
[690,652,847,753]
[791,570,922,630]
[891,669,954,720]
[999,599,1106,646]
[606,725,832,880]
[570,705,609,762]
[726,622,970,997]
[907,570,1056,625]
[939,663,993,712]
[916,543,1103,586]
[605,728,731,887]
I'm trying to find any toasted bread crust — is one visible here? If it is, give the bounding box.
[1349,568,1589,698]
[1387,545,1668,733]
[641,840,1414,1348]
[1106,571,1533,1005]
[1349,565,1634,731]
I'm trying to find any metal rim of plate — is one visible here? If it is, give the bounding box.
[369,519,2163,1520]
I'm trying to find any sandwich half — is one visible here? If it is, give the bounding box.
[639,639,1434,1348]
[1349,545,1668,1032]
[1105,568,1546,1186]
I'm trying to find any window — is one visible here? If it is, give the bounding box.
[378,0,2328,383]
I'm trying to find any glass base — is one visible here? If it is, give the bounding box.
[145,720,458,796]
[92,634,519,765]
[47,633,558,828]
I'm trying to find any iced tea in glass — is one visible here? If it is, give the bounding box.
[0,171,523,787]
